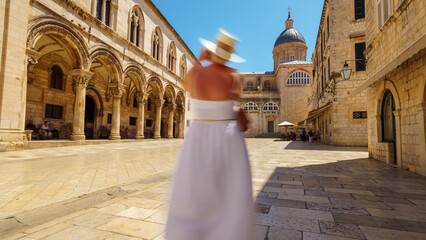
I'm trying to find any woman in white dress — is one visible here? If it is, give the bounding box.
[166,29,254,240]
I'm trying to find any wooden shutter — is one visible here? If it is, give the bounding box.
[354,0,365,19]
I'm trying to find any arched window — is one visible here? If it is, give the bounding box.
[167,42,176,72]
[50,65,63,90]
[263,102,279,111]
[264,81,271,90]
[152,28,162,62]
[129,7,143,47]
[96,0,111,26]
[246,82,254,91]
[243,102,259,111]
[180,55,187,78]
[287,71,311,85]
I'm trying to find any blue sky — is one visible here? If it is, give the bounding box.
[152,0,324,72]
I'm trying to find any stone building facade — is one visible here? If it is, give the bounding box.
[238,13,313,137]
[0,0,197,150]
[308,0,368,146]
[350,0,426,175]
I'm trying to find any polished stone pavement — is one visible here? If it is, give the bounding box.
[1,139,426,239]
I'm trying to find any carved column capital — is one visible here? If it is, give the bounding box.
[168,103,176,112]
[26,48,41,72]
[109,83,126,98]
[70,69,94,87]
[135,91,147,104]
[154,98,165,108]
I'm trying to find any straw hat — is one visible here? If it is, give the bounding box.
[199,29,245,63]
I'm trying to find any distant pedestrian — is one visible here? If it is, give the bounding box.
[301,128,306,142]
[308,129,313,143]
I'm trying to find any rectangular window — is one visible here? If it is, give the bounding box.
[355,42,366,71]
[129,117,137,126]
[107,113,112,124]
[45,104,63,119]
[353,111,367,119]
[354,0,365,19]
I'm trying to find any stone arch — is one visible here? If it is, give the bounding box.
[146,76,164,96]
[86,87,104,116]
[123,64,145,91]
[89,46,124,83]
[27,16,89,69]
[376,79,402,167]
[163,85,176,104]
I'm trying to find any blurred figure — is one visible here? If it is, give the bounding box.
[25,120,36,130]
[308,129,313,143]
[166,29,254,240]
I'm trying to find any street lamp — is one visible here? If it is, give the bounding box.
[340,59,364,80]
[340,62,352,80]
[320,95,326,103]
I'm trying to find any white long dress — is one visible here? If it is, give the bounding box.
[166,98,254,240]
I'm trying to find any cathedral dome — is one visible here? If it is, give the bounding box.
[274,12,306,48]
[274,28,306,47]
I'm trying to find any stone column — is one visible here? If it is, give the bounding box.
[177,106,185,138]
[109,83,126,140]
[135,91,146,139]
[167,103,176,139]
[153,98,164,139]
[70,69,94,141]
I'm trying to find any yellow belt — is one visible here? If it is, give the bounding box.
[191,119,236,122]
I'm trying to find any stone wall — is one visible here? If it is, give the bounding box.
[367,51,426,175]
[310,0,368,146]
[363,0,426,175]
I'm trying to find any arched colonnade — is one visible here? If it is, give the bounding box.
[25,17,185,141]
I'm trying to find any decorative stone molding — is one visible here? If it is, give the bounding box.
[109,83,126,98]
[26,48,41,73]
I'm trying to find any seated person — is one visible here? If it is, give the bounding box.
[48,122,59,139]
[38,121,50,139]
[25,120,36,130]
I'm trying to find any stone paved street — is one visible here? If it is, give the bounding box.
[1,139,426,239]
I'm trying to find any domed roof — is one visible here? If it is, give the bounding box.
[274,28,306,48]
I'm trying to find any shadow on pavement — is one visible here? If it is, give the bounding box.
[283,140,368,152]
[254,158,426,239]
